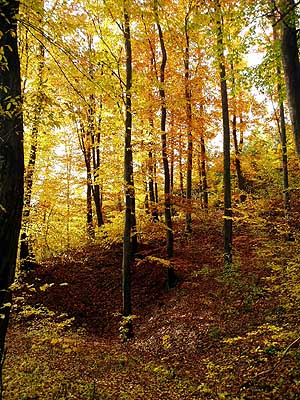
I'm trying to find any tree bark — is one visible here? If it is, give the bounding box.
[154,0,177,288]
[20,1,45,270]
[79,122,95,240]
[90,97,104,227]
[279,0,300,157]
[0,1,24,395]
[273,18,291,219]
[232,114,246,198]
[148,149,159,221]
[122,1,135,339]
[229,61,246,202]
[199,135,208,208]
[184,9,193,233]
[215,0,232,266]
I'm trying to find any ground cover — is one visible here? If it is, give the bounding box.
[3,208,300,399]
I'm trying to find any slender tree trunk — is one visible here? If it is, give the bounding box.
[144,180,149,213]
[148,151,156,204]
[20,7,45,270]
[65,141,72,250]
[86,112,95,239]
[273,18,291,220]
[279,96,291,214]
[87,171,94,239]
[147,116,158,221]
[0,1,24,395]
[122,1,135,339]
[232,114,246,198]
[230,62,246,202]
[86,38,104,229]
[78,122,95,240]
[148,149,159,221]
[199,135,208,208]
[170,118,174,195]
[215,0,232,266]
[279,0,300,157]
[184,11,193,233]
[90,99,104,227]
[154,162,159,204]
[154,0,177,288]
[178,131,184,196]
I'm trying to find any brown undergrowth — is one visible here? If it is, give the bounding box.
[3,208,300,399]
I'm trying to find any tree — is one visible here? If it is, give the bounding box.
[278,0,300,157]
[215,0,232,266]
[122,0,135,339]
[0,0,24,395]
[184,1,194,233]
[272,12,291,233]
[153,0,177,288]
[20,0,45,270]
[230,62,247,201]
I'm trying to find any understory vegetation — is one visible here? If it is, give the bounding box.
[4,197,300,399]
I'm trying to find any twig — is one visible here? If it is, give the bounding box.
[242,335,300,388]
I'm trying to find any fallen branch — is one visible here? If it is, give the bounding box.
[242,335,300,388]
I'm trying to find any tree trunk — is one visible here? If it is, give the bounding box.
[279,0,300,157]
[78,122,95,240]
[148,150,159,221]
[20,2,45,270]
[273,17,291,224]
[154,0,177,288]
[91,99,105,227]
[215,0,232,267]
[178,131,184,196]
[122,1,135,339]
[229,61,246,202]
[0,1,24,395]
[184,11,193,233]
[199,135,208,209]
[170,117,174,196]
[232,114,246,198]
[87,173,94,239]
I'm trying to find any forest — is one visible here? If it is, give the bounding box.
[1,0,300,398]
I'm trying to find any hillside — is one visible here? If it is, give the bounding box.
[3,208,300,399]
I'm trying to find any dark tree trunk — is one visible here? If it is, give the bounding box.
[20,4,45,270]
[86,141,94,239]
[93,184,104,226]
[122,1,135,339]
[0,1,24,395]
[178,131,184,196]
[279,0,300,156]
[184,10,193,233]
[91,99,104,227]
[230,62,246,202]
[199,135,208,209]
[87,172,94,239]
[170,118,174,195]
[216,0,232,267]
[148,150,159,221]
[273,18,291,220]
[232,114,246,198]
[279,95,291,215]
[154,0,177,288]
[78,122,95,239]
[148,151,155,204]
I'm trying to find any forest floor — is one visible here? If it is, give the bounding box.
[3,202,300,399]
